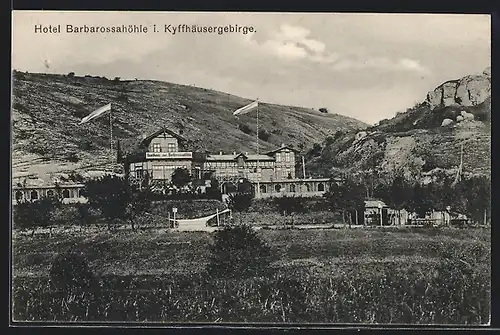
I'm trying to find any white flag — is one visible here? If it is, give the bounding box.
[233,100,258,116]
[80,103,112,124]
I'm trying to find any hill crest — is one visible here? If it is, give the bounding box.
[11,70,367,183]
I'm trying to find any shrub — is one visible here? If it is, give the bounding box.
[67,72,75,78]
[83,176,131,228]
[273,196,308,216]
[66,151,79,163]
[171,168,191,189]
[227,193,253,213]
[258,129,271,141]
[13,197,61,235]
[319,108,329,113]
[49,252,95,293]
[206,225,272,279]
[238,123,252,134]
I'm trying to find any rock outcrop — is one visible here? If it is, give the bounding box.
[426,67,491,109]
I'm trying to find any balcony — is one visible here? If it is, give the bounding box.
[146,152,193,159]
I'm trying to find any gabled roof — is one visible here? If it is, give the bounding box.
[266,144,300,155]
[142,127,187,144]
[117,127,187,163]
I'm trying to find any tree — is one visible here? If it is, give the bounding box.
[237,178,254,195]
[75,203,92,231]
[13,196,61,236]
[206,224,272,279]
[129,185,153,230]
[407,183,436,218]
[227,193,253,224]
[319,107,329,113]
[171,167,191,190]
[83,175,131,229]
[324,177,365,227]
[466,176,491,225]
[67,72,75,78]
[205,177,222,201]
[309,143,322,157]
[451,176,491,224]
[273,196,307,226]
[377,174,413,225]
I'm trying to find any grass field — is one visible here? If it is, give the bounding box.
[12,226,491,324]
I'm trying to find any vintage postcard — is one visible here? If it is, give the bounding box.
[11,11,491,325]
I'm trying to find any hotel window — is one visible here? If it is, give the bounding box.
[62,189,70,198]
[276,153,281,162]
[152,143,161,153]
[47,190,54,197]
[285,152,291,162]
[282,170,287,179]
[167,143,176,152]
[30,190,39,200]
[290,184,296,192]
[15,191,23,201]
[136,169,144,179]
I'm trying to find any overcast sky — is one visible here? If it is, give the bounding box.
[12,11,490,124]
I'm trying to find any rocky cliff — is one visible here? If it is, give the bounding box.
[306,67,491,181]
[426,67,491,109]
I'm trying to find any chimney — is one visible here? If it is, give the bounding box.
[245,152,248,156]
[232,151,236,155]
[281,143,285,148]
[219,151,223,155]
[141,134,147,140]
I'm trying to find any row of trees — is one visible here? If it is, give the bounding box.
[13,176,153,234]
[13,173,253,234]
[322,173,491,226]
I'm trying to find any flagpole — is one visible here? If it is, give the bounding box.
[256,99,260,199]
[110,104,113,164]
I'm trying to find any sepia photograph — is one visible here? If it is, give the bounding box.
[11,11,491,325]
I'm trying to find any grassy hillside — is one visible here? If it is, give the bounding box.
[11,71,367,180]
[305,71,491,180]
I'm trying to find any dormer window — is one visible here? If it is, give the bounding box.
[152,143,161,153]
[167,143,176,152]
[276,153,281,162]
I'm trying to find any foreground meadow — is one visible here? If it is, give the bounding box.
[12,227,491,324]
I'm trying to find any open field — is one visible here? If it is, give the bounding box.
[12,226,491,324]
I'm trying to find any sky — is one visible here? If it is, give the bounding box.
[12,11,491,124]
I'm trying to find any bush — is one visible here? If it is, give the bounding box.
[273,196,308,215]
[206,225,272,279]
[227,193,253,213]
[258,129,271,141]
[67,72,75,78]
[49,252,95,292]
[13,197,61,235]
[319,108,329,113]
[84,176,131,228]
[238,123,253,134]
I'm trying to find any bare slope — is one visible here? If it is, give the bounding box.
[306,67,491,180]
[11,71,367,180]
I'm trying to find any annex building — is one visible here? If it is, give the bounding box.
[118,127,332,198]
